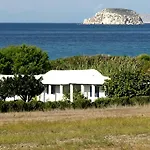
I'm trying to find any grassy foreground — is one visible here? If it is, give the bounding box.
[0,107,150,150]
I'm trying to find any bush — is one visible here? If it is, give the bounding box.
[1,101,10,112]
[58,100,71,110]
[0,100,4,112]
[70,92,91,109]
[12,100,26,112]
[112,97,132,106]
[94,97,137,108]
[137,54,150,61]
[130,96,150,105]
[1,96,150,113]
[94,98,112,108]
[72,99,91,109]
[1,101,16,112]
[1,100,27,112]
[26,100,44,111]
[44,101,60,110]
[44,101,53,110]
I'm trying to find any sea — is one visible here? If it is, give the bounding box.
[0,23,150,60]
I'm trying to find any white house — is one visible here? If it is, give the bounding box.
[0,69,109,102]
[39,69,109,102]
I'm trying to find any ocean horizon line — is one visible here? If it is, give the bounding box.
[0,22,149,26]
[0,22,81,24]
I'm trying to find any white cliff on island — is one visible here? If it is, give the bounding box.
[83,8,143,25]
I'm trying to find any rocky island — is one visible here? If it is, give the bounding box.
[83,8,143,25]
[140,14,150,23]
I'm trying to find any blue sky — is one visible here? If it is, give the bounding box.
[0,0,149,23]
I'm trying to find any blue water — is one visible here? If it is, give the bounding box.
[0,23,150,59]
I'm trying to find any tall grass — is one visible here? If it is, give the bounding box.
[0,108,150,150]
[50,55,148,76]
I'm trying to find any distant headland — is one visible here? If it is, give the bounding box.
[83,8,143,25]
[140,14,150,23]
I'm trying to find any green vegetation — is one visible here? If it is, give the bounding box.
[0,108,150,150]
[1,45,150,110]
[0,45,150,77]
[14,75,44,102]
[0,46,150,149]
[1,96,150,112]
[0,77,14,100]
[104,70,150,98]
[0,52,12,74]
[64,92,91,109]
[50,54,150,76]
[0,75,44,102]
[0,45,50,74]
[50,54,150,99]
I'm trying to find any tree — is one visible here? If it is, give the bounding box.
[0,52,13,74]
[0,44,51,74]
[104,70,150,98]
[0,77,14,101]
[14,75,44,102]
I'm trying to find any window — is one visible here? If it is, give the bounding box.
[90,85,99,97]
[90,85,92,97]
[46,85,49,94]
[95,86,99,97]
[51,85,55,94]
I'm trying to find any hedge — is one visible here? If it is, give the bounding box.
[0,96,150,113]
[94,96,150,108]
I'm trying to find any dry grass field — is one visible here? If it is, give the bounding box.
[0,106,150,150]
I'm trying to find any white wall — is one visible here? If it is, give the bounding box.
[33,84,106,102]
[83,85,106,102]
[5,96,21,101]
[84,85,90,98]
[4,84,106,102]
[43,85,63,102]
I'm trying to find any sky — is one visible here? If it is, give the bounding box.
[0,0,149,23]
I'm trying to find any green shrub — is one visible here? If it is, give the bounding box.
[130,96,150,105]
[50,55,144,77]
[51,101,60,109]
[1,101,12,112]
[94,97,136,108]
[44,101,53,110]
[72,99,91,109]
[45,100,71,110]
[1,100,25,112]
[44,101,60,110]
[58,100,71,110]
[27,100,44,111]
[113,97,131,106]
[1,96,150,113]
[94,98,112,108]
[0,100,4,112]
[71,92,91,109]
[137,54,150,61]
[12,100,26,112]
